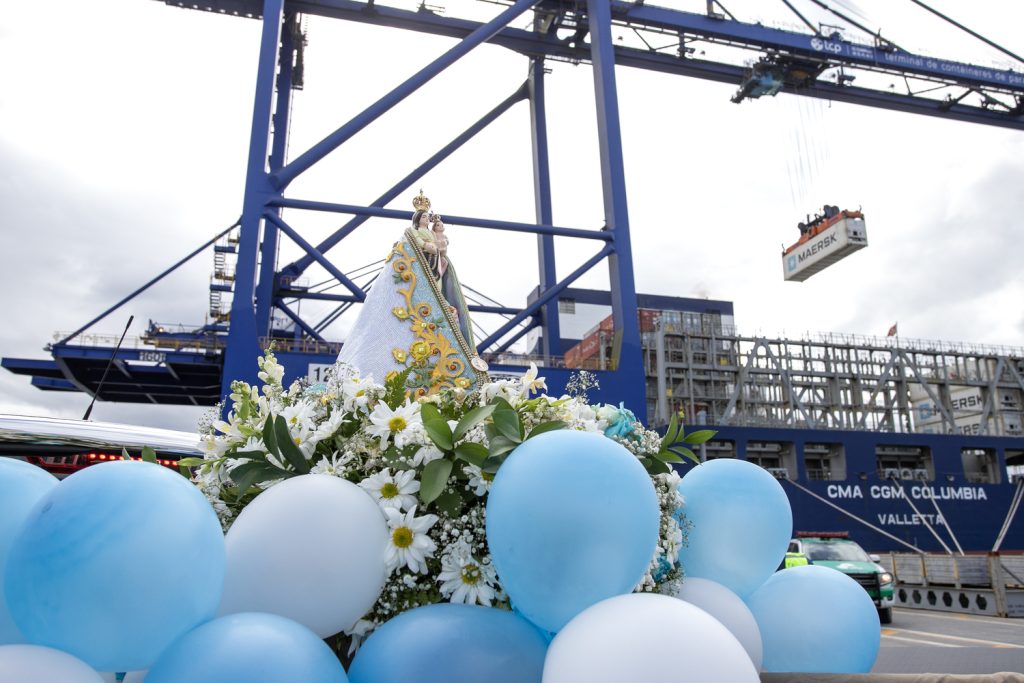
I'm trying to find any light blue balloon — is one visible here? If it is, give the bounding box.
[677,458,792,597]
[145,612,348,683]
[349,603,547,683]
[486,430,659,633]
[747,565,881,672]
[4,461,225,672]
[0,458,58,644]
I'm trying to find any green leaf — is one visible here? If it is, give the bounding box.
[227,450,267,462]
[488,434,519,459]
[262,416,279,457]
[660,412,679,451]
[526,420,567,440]
[669,446,701,466]
[682,429,717,445]
[644,458,671,475]
[656,449,686,464]
[481,454,505,474]
[121,447,131,462]
[230,461,288,494]
[452,404,496,442]
[420,403,454,451]
[491,399,523,444]
[178,463,192,478]
[420,458,453,504]
[177,457,206,468]
[435,489,463,517]
[454,442,489,467]
[420,402,441,423]
[384,367,414,409]
[273,415,311,474]
[140,446,158,464]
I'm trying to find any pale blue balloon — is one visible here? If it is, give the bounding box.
[145,612,348,683]
[0,458,58,644]
[486,430,659,633]
[677,458,792,598]
[348,603,547,683]
[4,461,225,672]
[747,565,881,673]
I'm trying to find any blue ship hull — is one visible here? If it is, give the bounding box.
[697,425,1024,553]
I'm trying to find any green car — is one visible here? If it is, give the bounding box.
[788,533,895,624]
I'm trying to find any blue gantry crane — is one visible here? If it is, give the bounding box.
[4,0,1023,415]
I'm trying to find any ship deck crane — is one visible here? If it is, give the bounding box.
[5,0,1024,414]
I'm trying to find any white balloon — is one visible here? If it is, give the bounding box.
[217,475,388,638]
[670,577,763,670]
[0,645,105,683]
[543,593,760,683]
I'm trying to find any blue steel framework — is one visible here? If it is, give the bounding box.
[212,0,1024,415]
[220,0,651,411]
[5,1,1024,411]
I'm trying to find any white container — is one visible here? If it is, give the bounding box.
[782,216,868,281]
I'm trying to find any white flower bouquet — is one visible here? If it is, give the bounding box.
[186,349,712,653]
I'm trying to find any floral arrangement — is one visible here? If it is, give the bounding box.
[186,350,713,651]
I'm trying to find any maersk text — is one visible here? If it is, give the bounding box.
[797,234,838,263]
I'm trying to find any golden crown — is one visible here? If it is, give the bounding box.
[412,190,431,213]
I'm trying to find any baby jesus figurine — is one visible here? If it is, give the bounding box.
[410,209,456,320]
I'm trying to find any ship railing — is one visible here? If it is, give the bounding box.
[258,338,342,356]
[52,330,224,352]
[672,325,1024,360]
[889,553,1024,591]
[805,468,833,481]
[886,552,1024,617]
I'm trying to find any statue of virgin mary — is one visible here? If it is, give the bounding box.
[336,191,489,396]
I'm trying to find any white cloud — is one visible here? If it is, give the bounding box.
[2,0,1022,429]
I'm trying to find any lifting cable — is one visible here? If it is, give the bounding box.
[992,477,1024,552]
[776,0,818,35]
[886,476,954,555]
[783,478,926,554]
[461,283,511,310]
[924,484,965,555]
[805,0,904,51]
[904,0,1024,67]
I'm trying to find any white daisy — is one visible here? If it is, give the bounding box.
[463,464,494,496]
[341,374,376,413]
[310,409,347,445]
[438,541,498,606]
[310,452,352,477]
[367,400,421,449]
[359,469,420,510]
[411,443,445,467]
[279,402,316,433]
[383,506,438,574]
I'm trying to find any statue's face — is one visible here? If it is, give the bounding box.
[418,213,429,229]
[432,221,445,235]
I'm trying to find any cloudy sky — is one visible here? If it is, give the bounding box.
[1,0,1022,432]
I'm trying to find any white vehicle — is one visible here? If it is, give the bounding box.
[0,414,201,477]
